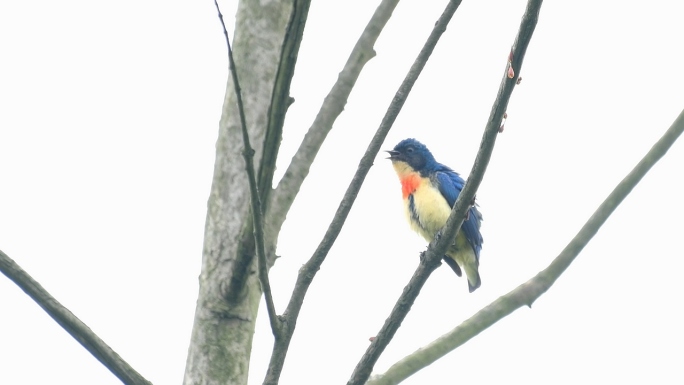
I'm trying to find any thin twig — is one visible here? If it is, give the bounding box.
[0,250,152,385]
[213,0,280,335]
[267,0,401,237]
[369,106,684,385]
[346,1,543,384]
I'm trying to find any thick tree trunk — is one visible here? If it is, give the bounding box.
[183,1,292,384]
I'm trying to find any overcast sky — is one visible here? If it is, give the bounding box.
[1,1,684,384]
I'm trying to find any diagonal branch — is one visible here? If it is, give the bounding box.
[0,250,152,385]
[266,0,401,238]
[346,1,543,384]
[443,0,542,252]
[368,106,684,385]
[262,0,454,383]
[213,0,279,335]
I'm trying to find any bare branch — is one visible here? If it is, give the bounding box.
[347,1,543,384]
[0,250,152,385]
[368,106,684,385]
[262,0,460,382]
[214,0,279,335]
[267,0,401,237]
[260,0,312,208]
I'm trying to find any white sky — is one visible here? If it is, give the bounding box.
[1,1,683,384]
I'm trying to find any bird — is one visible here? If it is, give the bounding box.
[387,138,483,292]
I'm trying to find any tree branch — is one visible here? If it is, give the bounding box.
[0,250,152,385]
[214,0,279,335]
[266,0,401,238]
[368,105,684,385]
[259,0,312,209]
[347,1,543,384]
[262,0,458,383]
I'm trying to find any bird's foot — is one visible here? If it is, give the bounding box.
[435,229,443,241]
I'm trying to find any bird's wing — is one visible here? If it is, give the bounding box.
[434,169,483,260]
[433,168,464,207]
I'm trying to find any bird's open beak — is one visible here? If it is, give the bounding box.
[386,150,400,160]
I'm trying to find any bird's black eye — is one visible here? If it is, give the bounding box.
[406,146,414,153]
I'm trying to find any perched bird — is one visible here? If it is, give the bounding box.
[387,138,483,292]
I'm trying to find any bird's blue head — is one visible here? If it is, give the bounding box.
[387,138,437,173]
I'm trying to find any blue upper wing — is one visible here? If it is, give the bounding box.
[434,167,483,260]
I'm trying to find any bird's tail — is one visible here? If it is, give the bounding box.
[464,262,481,293]
[446,249,481,293]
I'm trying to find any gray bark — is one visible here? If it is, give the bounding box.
[183,1,292,384]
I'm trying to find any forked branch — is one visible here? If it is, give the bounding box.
[213,0,280,335]
[262,1,404,384]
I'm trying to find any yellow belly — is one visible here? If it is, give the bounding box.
[403,181,479,288]
[403,181,451,240]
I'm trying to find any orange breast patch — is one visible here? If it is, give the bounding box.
[400,173,422,199]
